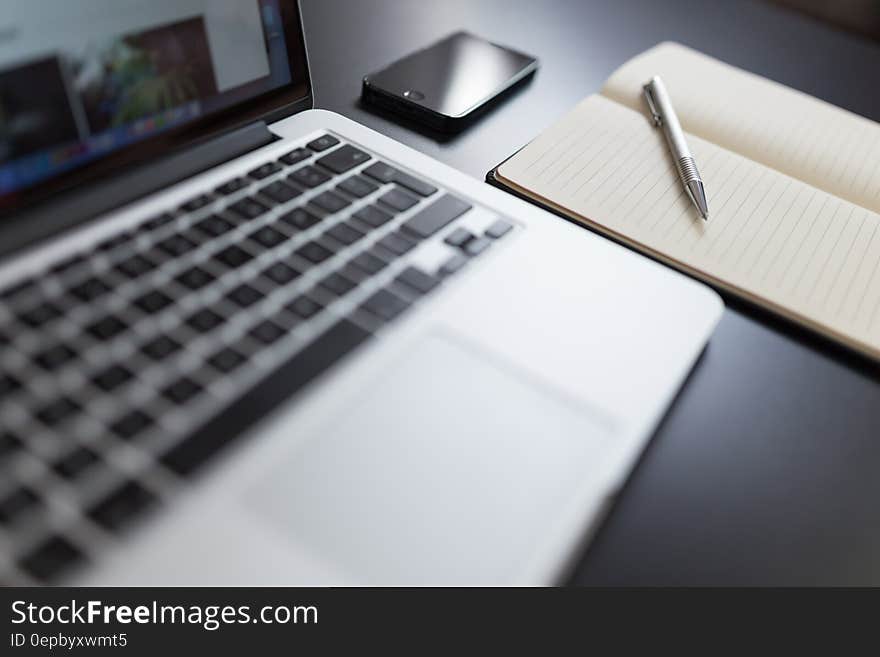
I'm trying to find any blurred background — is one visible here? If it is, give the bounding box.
[773,0,880,41]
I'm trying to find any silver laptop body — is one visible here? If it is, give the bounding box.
[0,1,722,585]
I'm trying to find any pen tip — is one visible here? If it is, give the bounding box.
[686,180,710,222]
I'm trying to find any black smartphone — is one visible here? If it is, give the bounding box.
[362,31,538,132]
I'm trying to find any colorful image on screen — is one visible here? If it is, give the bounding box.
[0,0,294,203]
[75,17,219,133]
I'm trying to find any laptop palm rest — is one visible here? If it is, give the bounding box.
[247,332,615,584]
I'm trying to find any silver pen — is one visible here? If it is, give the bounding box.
[643,75,709,221]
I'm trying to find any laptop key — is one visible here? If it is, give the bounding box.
[162,377,203,404]
[161,318,369,476]
[156,234,197,257]
[376,231,417,256]
[338,175,378,198]
[53,446,100,479]
[396,266,440,295]
[261,262,300,286]
[353,204,392,229]
[228,196,269,221]
[279,148,311,166]
[115,254,154,279]
[319,272,357,297]
[295,241,333,264]
[249,319,286,345]
[361,161,397,184]
[444,227,474,247]
[248,225,287,249]
[361,288,410,322]
[213,245,254,269]
[279,207,321,231]
[34,344,77,371]
[307,134,340,152]
[36,397,80,426]
[339,264,370,285]
[248,161,282,180]
[286,294,323,319]
[18,301,62,328]
[194,214,235,237]
[142,246,170,267]
[349,250,388,275]
[1,434,21,466]
[384,171,436,197]
[316,144,371,174]
[486,218,513,239]
[311,190,350,213]
[464,237,492,256]
[438,253,468,276]
[179,224,214,247]
[401,194,472,239]
[319,235,345,256]
[133,290,173,313]
[260,180,301,205]
[186,309,224,333]
[68,277,112,302]
[85,315,128,340]
[51,254,87,276]
[97,231,133,252]
[0,487,39,525]
[0,373,22,398]
[180,193,214,212]
[141,335,181,360]
[110,410,153,439]
[139,212,176,232]
[19,535,85,582]
[208,347,247,374]
[88,481,157,531]
[325,222,365,246]
[227,284,262,308]
[92,364,133,391]
[175,266,214,290]
[378,187,419,213]
[362,161,437,197]
[1,431,22,459]
[215,177,249,195]
[288,165,331,188]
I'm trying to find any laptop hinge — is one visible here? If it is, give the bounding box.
[0,121,279,261]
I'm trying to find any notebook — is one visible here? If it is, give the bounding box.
[490,42,880,361]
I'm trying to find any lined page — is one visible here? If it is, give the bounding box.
[497,95,880,359]
[601,42,880,215]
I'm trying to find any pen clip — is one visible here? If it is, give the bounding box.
[642,83,663,127]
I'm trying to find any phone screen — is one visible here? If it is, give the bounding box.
[366,32,537,118]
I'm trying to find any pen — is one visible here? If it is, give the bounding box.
[643,75,709,221]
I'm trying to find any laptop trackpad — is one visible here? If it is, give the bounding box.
[247,332,615,584]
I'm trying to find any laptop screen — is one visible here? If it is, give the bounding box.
[0,0,309,212]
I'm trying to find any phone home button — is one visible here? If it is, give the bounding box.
[402,89,425,101]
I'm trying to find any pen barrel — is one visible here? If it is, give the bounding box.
[675,156,702,183]
[646,76,693,161]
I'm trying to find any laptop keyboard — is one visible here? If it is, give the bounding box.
[0,132,515,583]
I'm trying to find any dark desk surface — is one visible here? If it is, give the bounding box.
[301,0,880,584]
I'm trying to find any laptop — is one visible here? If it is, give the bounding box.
[0,1,722,585]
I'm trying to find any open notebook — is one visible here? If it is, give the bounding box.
[492,42,880,361]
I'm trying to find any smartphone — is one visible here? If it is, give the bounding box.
[362,31,538,132]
